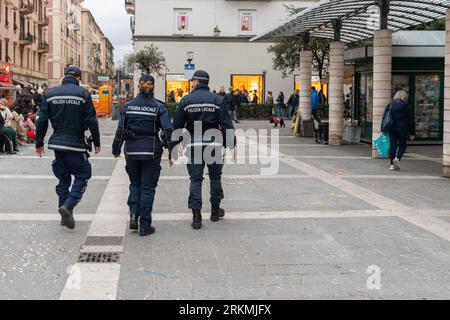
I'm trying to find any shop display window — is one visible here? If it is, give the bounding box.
[231,74,264,104]
[415,74,441,139]
[166,74,190,103]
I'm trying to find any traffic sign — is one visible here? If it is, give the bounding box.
[184,64,195,81]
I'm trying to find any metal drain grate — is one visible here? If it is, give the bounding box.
[84,236,123,246]
[78,252,121,263]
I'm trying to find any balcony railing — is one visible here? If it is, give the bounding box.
[38,15,49,26]
[125,0,135,15]
[19,32,33,46]
[19,0,34,15]
[38,41,49,53]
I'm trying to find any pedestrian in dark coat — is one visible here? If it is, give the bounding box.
[0,111,14,154]
[276,92,285,118]
[382,90,416,171]
[230,90,241,123]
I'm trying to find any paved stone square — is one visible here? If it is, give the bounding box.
[1,120,450,300]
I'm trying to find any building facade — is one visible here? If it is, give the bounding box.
[347,31,445,143]
[47,0,83,87]
[101,36,114,78]
[126,0,317,102]
[0,0,49,87]
[122,52,134,76]
[81,7,104,89]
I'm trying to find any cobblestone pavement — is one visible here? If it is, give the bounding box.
[1,119,450,300]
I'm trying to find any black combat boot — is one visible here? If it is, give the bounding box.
[191,209,202,230]
[129,213,139,231]
[211,206,225,222]
[59,204,75,230]
[3,139,16,154]
[139,227,156,237]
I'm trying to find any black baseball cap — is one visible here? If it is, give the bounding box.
[65,66,82,78]
[139,74,155,83]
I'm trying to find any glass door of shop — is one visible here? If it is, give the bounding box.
[357,73,374,141]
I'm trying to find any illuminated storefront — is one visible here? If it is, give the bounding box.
[294,75,328,96]
[0,62,17,105]
[231,74,264,104]
[348,31,446,142]
[165,74,191,103]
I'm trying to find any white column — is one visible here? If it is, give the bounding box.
[299,50,313,125]
[328,41,345,145]
[372,29,392,158]
[48,0,62,87]
[444,9,450,177]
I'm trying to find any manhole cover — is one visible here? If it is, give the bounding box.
[78,252,121,263]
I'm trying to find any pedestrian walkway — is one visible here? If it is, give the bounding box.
[1,120,450,300]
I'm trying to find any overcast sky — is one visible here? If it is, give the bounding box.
[83,0,133,65]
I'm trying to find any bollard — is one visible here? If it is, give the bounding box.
[112,102,120,120]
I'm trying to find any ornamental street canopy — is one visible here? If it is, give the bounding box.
[251,0,450,43]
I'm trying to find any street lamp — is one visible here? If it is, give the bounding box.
[186,51,194,64]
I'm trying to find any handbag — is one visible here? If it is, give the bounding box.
[381,104,394,133]
[374,133,390,159]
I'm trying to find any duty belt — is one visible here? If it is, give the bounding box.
[54,129,84,137]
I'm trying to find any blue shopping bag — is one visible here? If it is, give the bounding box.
[374,133,390,159]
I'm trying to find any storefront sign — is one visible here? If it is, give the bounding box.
[98,76,110,82]
[166,74,187,82]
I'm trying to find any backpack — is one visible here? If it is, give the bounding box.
[381,104,394,133]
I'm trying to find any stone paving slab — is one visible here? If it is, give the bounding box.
[0,158,117,177]
[0,177,108,214]
[0,221,90,300]
[344,178,450,210]
[161,161,306,177]
[439,216,450,224]
[279,144,373,157]
[152,177,376,214]
[299,158,442,177]
[117,217,450,300]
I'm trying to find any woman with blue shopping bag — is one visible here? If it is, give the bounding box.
[380,90,416,171]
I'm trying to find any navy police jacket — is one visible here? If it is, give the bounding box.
[36,76,101,152]
[173,84,235,148]
[112,93,174,160]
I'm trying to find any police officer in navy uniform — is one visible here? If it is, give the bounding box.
[112,74,175,237]
[173,70,236,230]
[36,67,101,230]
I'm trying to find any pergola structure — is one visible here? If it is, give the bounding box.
[251,0,450,177]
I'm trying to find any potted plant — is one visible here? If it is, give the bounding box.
[213,25,221,37]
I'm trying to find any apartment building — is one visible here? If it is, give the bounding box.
[47,0,83,87]
[101,36,114,79]
[0,0,49,87]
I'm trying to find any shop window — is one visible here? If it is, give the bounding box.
[231,74,264,104]
[294,75,328,96]
[166,74,190,103]
[415,74,441,139]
